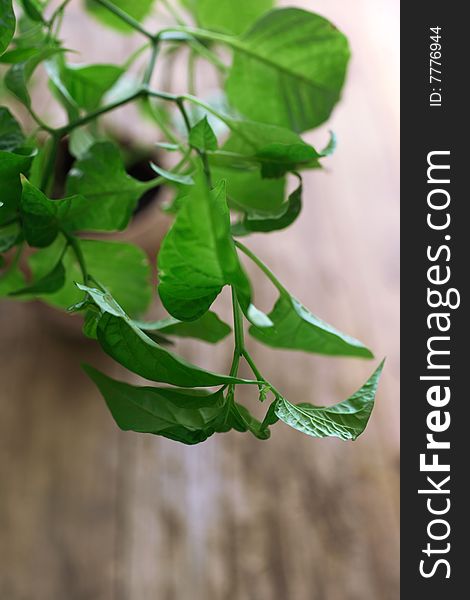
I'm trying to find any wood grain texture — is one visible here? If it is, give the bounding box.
[0,1,399,598]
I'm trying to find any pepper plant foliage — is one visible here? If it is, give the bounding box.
[0,0,384,445]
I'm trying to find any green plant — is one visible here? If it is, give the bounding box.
[0,0,384,445]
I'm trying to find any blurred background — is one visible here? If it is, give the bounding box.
[0,0,399,598]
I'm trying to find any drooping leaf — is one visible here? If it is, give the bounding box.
[250,291,373,359]
[225,8,350,132]
[195,0,274,35]
[189,116,218,152]
[29,237,152,316]
[0,0,16,56]
[158,170,252,320]
[0,150,34,224]
[0,107,25,152]
[135,310,231,343]
[92,308,256,387]
[232,179,302,235]
[65,142,154,231]
[84,365,228,444]
[85,0,155,33]
[9,259,65,296]
[275,361,384,440]
[246,255,373,358]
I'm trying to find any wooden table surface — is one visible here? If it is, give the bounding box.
[0,1,399,598]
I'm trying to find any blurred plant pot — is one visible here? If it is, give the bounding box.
[33,135,172,340]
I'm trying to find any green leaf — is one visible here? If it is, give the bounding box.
[82,308,100,339]
[29,237,152,316]
[225,8,350,132]
[48,57,125,112]
[19,0,44,23]
[189,116,218,152]
[0,0,15,56]
[244,254,373,358]
[65,142,152,231]
[0,265,25,297]
[250,291,373,359]
[0,222,22,252]
[196,0,274,35]
[150,162,194,186]
[85,0,155,33]
[20,176,130,240]
[0,107,25,152]
[96,311,256,387]
[0,150,34,224]
[158,170,252,320]
[84,365,228,444]
[232,179,302,235]
[212,164,286,215]
[136,310,231,343]
[9,259,65,296]
[5,46,62,107]
[275,361,384,440]
[20,180,59,247]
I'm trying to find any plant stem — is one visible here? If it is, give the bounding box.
[231,287,245,352]
[234,240,288,295]
[143,40,159,86]
[40,133,60,194]
[92,0,155,40]
[63,232,88,284]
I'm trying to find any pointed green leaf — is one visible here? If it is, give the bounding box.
[85,0,155,33]
[0,150,34,224]
[65,142,152,231]
[189,117,218,152]
[0,0,15,56]
[232,179,302,235]
[135,310,231,343]
[0,107,25,152]
[275,361,384,440]
[158,171,252,320]
[19,0,44,23]
[226,8,350,132]
[96,312,256,387]
[9,259,65,296]
[84,365,227,444]
[195,0,274,35]
[250,291,373,358]
[5,47,62,107]
[20,180,59,247]
[47,57,124,112]
[29,238,152,316]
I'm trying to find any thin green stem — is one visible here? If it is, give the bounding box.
[58,90,145,135]
[234,241,288,295]
[143,40,159,86]
[40,133,60,194]
[63,232,88,284]
[242,348,284,400]
[92,0,155,39]
[176,98,192,133]
[231,287,245,353]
